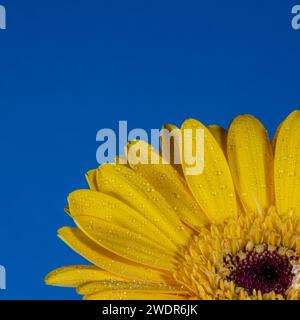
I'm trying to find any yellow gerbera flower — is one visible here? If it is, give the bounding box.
[46,111,300,300]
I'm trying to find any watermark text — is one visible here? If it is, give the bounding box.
[292,5,300,30]
[96,121,205,176]
[0,5,6,30]
[0,265,6,290]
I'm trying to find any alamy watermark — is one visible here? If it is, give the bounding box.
[0,265,6,290]
[0,4,6,30]
[292,5,300,30]
[96,121,205,175]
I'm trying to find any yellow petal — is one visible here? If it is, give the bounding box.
[272,121,283,153]
[86,157,128,191]
[274,110,300,216]
[160,124,183,175]
[73,215,176,271]
[127,141,208,227]
[86,170,98,191]
[77,281,185,295]
[208,125,227,153]
[84,291,187,300]
[45,265,124,287]
[68,190,176,252]
[95,164,191,246]
[58,227,171,283]
[227,115,274,214]
[181,119,237,223]
[115,155,128,165]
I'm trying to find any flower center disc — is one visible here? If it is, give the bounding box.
[230,251,293,295]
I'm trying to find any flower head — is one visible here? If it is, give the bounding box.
[46,111,300,300]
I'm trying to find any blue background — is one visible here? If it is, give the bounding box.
[0,0,299,299]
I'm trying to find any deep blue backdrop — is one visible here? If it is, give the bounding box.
[0,0,299,299]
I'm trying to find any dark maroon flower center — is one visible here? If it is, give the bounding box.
[231,251,293,295]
